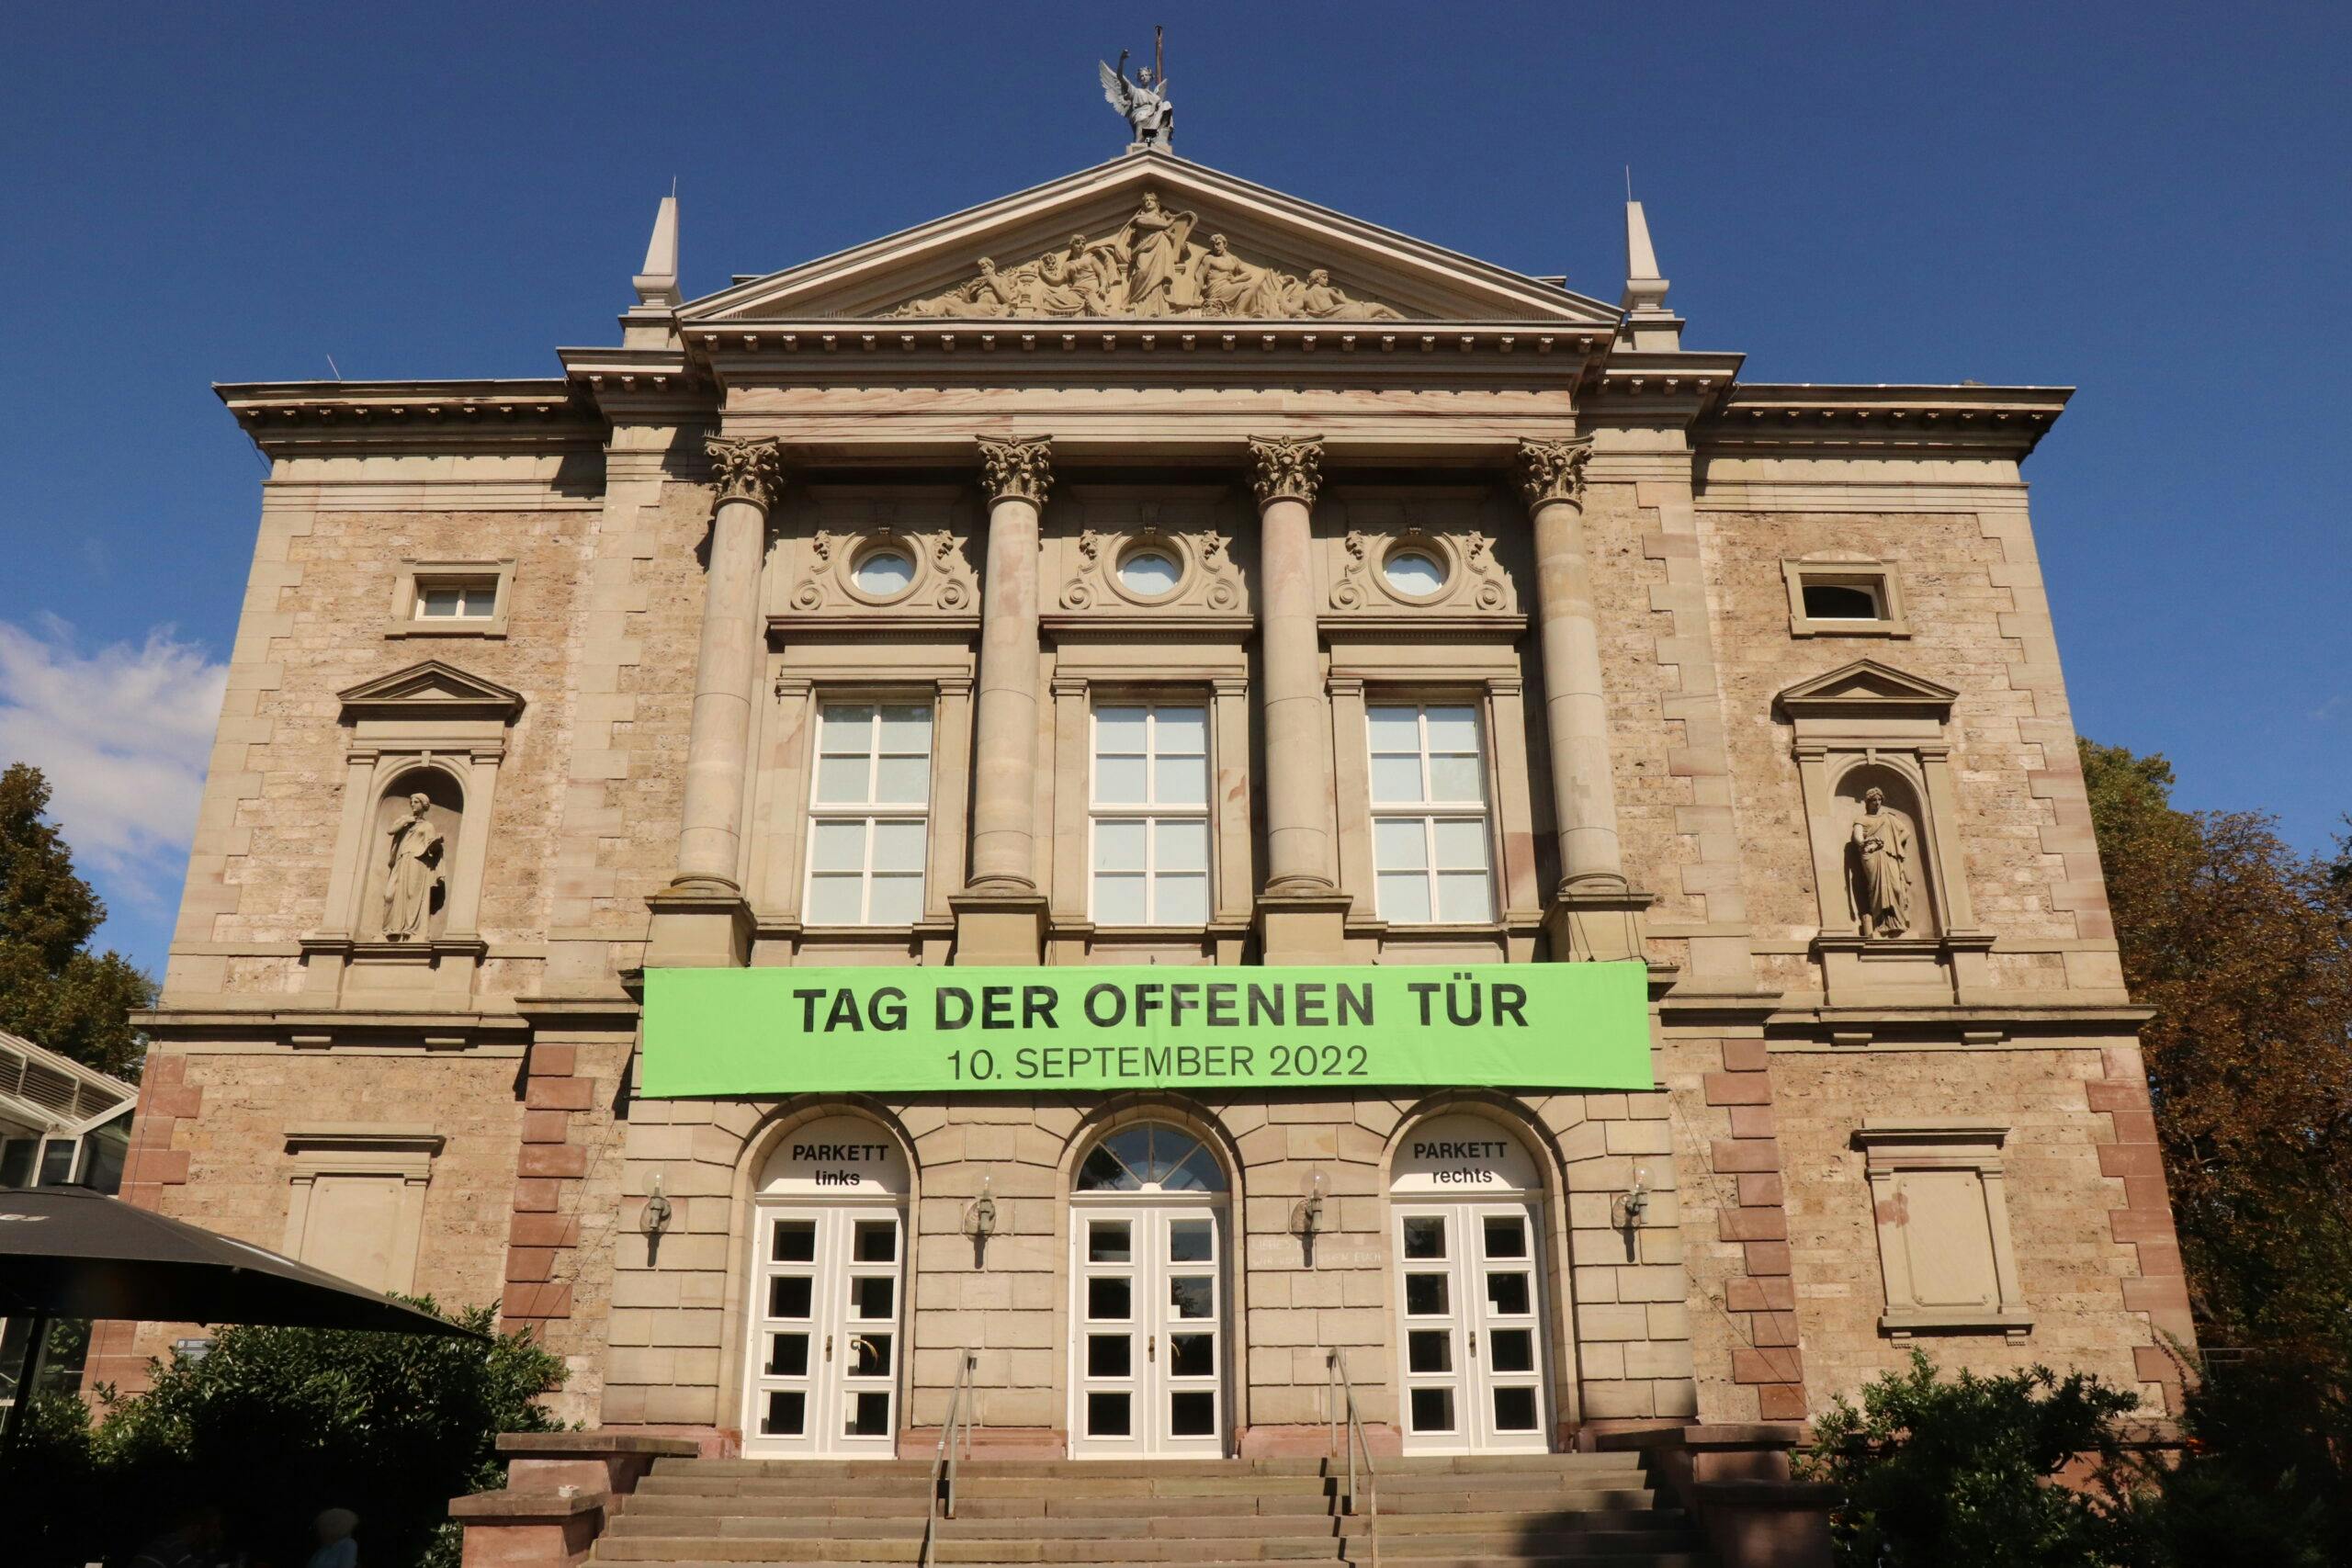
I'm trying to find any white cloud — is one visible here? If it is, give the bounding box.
[0,617,229,912]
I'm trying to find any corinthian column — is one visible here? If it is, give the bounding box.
[648,435,784,966]
[1519,437,1649,962]
[952,437,1055,965]
[1250,436,1350,963]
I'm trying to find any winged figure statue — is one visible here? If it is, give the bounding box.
[1100,43,1172,150]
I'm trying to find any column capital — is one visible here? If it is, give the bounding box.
[1517,435,1593,508]
[1248,435,1324,509]
[978,436,1054,506]
[705,435,787,511]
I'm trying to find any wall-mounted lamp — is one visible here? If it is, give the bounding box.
[640,1172,673,1238]
[1613,1168,1651,1229]
[1291,1172,1328,1239]
[963,1174,999,1241]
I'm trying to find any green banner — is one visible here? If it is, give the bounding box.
[639,963,1652,1098]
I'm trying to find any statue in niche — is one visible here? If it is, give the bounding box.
[1848,786,1919,939]
[381,791,446,941]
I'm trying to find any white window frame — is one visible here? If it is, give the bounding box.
[804,702,934,927]
[386,559,514,637]
[1088,701,1212,928]
[1782,559,1909,638]
[1367,701,1496,926]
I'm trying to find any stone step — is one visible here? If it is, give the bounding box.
[650,1454,1641,1481]
[612,1511,1694,1545]
[594,1560,1705,1568]
[594,1533,1703,1566]
[621,1482,1663,1518]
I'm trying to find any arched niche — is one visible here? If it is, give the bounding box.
[365,765,461,942]
[1832,758,1938,939]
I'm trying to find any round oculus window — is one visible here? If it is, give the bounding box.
[1383,549,1445,597]
[1117,549,1181,598]
[851,548,915,596]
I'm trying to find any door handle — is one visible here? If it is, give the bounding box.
[1469,1330,1479,1359]
[850,1336,876,1368]
[824,1333,833,1362]
[1148,1335,1156,1363]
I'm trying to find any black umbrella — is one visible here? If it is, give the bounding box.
[0,1184,479,1444]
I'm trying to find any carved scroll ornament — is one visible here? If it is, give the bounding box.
[888,196,1406,321]
[705,435,787,509]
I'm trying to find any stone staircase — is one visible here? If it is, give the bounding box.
[589,1451,1712,1567]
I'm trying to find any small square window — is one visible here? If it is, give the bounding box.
[389,561,513,637]
[1785,561,1906,637]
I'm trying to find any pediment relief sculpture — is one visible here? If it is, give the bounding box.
[1328,525,1516,615]
[1056,520,1246,615]
[887,194,1406,321]
[786,523,978,616]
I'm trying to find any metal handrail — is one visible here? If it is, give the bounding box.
[1326,1348,1379,1568]
[919,1349,978,1568]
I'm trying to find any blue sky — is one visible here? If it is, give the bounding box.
[1,1,2345,975]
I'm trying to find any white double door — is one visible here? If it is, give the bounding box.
[1394,1200,1551,1452]
[743,1202,905,1457]
[1069,1201,1227,1456]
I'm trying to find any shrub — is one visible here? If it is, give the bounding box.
[1800,1350,2140,1568]
[3,1298,565,1568]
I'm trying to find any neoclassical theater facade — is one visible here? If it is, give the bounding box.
[101,152,2190,1456]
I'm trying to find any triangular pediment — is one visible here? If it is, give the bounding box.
[338,660,526,721]
[686,153,1619,326]
[1777,660,1959,718]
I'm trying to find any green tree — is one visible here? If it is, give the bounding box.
[0,761,154,1078]
[2078,739,2351,1560]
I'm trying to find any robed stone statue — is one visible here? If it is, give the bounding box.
[1848,786,1918,938]
[381,791,445,940]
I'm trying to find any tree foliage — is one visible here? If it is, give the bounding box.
[3,1300,566,1568]
[0,761,154,1079]
[2077,739,2351,1558]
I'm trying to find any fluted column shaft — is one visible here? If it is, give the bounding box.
[1520,437,1627,889]
[673,437,785,889]
[967,437,1052,891]
[1251,436,1337,894]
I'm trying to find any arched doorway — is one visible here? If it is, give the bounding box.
[1068,1121,1230,1458]
[1390,1111,1555,1453]
[740,1115,910,1458]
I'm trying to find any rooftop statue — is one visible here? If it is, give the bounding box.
[886,197,1406,321]
[1101,34,1173,151]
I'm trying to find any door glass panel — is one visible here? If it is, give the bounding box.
[762,1390,806,1436]
[1482,1214,1527,1259]
[766,1333,809,1377]
[1169,1333,1215,1377]
[1089,1276,1132,1320]
[1168,1219,1213,1262]
[773,1220,816,1263]
[1405,1272,1450,1315]
[1088,1391,1132,1436]
[1410,1387,1455,1433]
[850,1333,892,1376]
[1492,1386,1539,1432]
[1170,1276,1215,1319]
[850,1275,894,1319]
[769,1275,813,1319]
[1489,1328,1535,1373]
[1408,1330,1453,1374]
[847,1391,892,1436]
[852,1220,897,1262]
[1089,1220,1132,1262]
[1402,1215,1447,1259]
[1486,1271,1531,1316]
[1088,1334,1132,1377]
[1170,1391,1216,1436]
